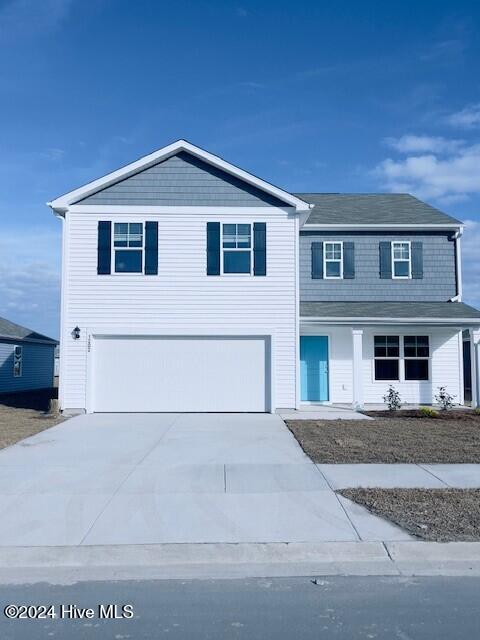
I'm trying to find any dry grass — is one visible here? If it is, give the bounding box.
[287,412,480,463]
[341,488,480,541]
[0,389,64,449]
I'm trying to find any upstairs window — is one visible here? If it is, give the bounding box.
[392,241,411,279]
[222,224,252,274]
[324,241,343,279]
[13,345,23,377]
[113,223,143,273]
[374,335,400,380]
[404,335,430,381]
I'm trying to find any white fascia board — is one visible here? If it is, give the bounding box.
[300,316,480,326]
[47,139,311,213]
[68,205,297,215]
[302,223,463,231]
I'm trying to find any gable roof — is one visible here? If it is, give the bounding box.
[48,140,311,213]
[0,317,57,345]
[296,194,462,227]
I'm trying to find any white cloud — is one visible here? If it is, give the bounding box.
[446,103,480,129]
[374,143,480,203]
[462,220,480,309]
[0,228,60,338]
[384,134,464,154]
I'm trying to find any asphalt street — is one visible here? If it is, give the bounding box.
[1,576,479,639]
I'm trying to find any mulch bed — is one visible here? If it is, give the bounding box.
[340,488,480,541]
[286,411,480,463]
[0,389,63,450]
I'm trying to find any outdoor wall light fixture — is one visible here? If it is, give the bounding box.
[71,326,81,340]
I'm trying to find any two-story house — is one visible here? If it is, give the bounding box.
[48,140,480,414]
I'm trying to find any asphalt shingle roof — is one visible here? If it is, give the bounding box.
[300,301,480,321]
[0,317,57,344]
[294,193,462,226]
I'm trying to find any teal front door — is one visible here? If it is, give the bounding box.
[300,336,329,402]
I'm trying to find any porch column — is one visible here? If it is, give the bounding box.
[470,328,480,408]
[352,328,364,410]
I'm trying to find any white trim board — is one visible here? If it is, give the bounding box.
[48,140,311,213]
[300,317,480,326]
[302,223,463,230]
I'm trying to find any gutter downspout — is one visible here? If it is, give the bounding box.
[452,227,463,301]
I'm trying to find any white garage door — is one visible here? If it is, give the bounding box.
[91,335,270,412]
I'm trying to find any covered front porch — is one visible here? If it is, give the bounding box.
[299,302,480,410]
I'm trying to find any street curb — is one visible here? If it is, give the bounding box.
[1,541,480,583]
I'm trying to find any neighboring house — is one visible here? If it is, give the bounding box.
[48,140,480,413]
[0,317,57,394]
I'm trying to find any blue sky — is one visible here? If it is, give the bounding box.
[1,0,480,338]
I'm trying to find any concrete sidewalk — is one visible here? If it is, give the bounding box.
[318,463,480,489]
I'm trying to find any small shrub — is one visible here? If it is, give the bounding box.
[383,385,402,412]
[435,386,456,411]
[474,408,480,416]
[419,407,439,418]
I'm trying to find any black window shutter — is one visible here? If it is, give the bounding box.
[311,242,324,279]
[343,242,355,279]
[206,222,220,275]
[97,221,111,275]
[379,242,392,279]
[412,241,423,279]
[253,222,267,276]
[145,221,158,275]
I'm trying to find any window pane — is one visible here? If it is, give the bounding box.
[375,336,400,356]
[394,243,409,259]
[223,250,250,273]
[128,223,143,247]
[325,243,340,259]
[114,223,128,247]
[115,250,143,273]
[405,359,429,381]
[326,261,341,277]
[374,359,399,380]
[394,260,409,277]
[222,224,236,248]
[237,224,251,248]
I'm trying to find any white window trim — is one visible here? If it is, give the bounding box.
[391,240,412,279]
[220,223,253,276]
[372,334,431,383]
[13,345,23,378]
[111,222,145,275]
[323,241,343,279]
[373,335,400,382]
[403,335,430,382]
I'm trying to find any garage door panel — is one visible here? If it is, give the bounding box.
[92,336,269,412]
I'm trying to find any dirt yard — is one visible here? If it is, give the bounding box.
[286,411,480,463]
[0,389,64,449]
[341,488,480,541]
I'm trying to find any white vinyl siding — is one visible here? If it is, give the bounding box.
[61,209,297,411]
[300,324,462,406]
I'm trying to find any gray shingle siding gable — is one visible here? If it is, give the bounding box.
[0,341,55,393]
[296,193,462,226]
[300,231,457,302]
[77,151,288,207]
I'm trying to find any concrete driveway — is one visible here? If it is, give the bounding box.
[0,413,408,546]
